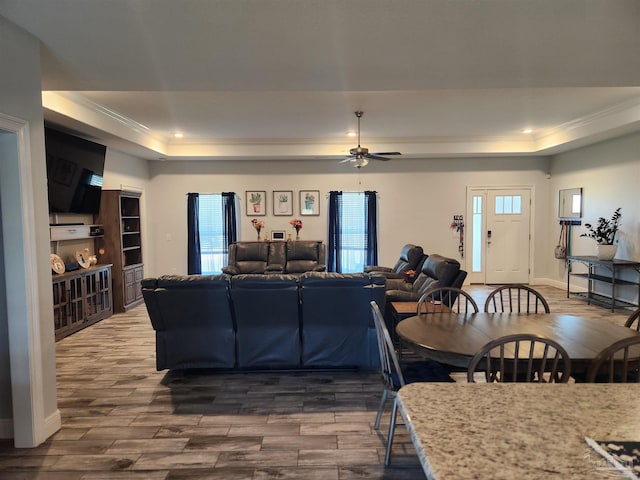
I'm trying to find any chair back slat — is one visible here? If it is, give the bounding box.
[417,287,479,315]
[468,333,571,383]
[586,336,640,383]
[484,285,550,314]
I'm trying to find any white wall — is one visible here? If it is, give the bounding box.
[545,132,640,289]
[146,156,551,278]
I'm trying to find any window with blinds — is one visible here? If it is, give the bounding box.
[198,194,227,274]
[340,192,367,273]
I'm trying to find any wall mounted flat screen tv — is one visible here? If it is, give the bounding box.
[45,126,106,214]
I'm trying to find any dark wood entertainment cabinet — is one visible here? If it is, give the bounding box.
[52,264,112,341]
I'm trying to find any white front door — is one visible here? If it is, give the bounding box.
[466,187,532,285]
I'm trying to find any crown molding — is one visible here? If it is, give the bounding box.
[42,91,640,160]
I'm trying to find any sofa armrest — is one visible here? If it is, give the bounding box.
[385,289,420,302]
[385,278,411,291]
[222,265,239,275]
[312,265,326,272]
[364,265,393,273]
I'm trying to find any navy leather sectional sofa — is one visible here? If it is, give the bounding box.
[141,272,386,371]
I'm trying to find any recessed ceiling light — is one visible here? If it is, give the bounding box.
[346,131,357,137]
[173,132,184,138]
[522,128,533,134]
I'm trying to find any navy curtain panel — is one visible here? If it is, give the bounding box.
[364,190,378,267]
[327,191,342,272]
[187,192,201,274]
[222,192,237,249]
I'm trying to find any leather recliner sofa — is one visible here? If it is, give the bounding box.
[222,240,326,275]
[141,272,385,371]
[364,243,425,279]
[385,253,467,302]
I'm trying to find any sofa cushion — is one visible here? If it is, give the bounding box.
[234,242,270,273]
[141,274,235,370]
[285,241,326,273]
[230,274,301,368]
[300,272,385,368]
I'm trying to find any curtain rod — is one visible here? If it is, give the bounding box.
[185,192,238,196]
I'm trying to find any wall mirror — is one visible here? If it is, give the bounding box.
[558,188,582,219]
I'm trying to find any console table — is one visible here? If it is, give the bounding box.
[566,255,640,311]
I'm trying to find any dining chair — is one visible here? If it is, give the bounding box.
[483,285,550,313]
[416,287,479,314]
[625,308,640,331]
[370,301,452,465]
[467,333,572,383]
[585,336,640,383]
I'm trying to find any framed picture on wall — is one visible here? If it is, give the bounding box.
[245,190,266,216]
[273,190,293,216]
[300,190,320,216]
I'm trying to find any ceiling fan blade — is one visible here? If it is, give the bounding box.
[371,152,402,156]
[365,154,391,161]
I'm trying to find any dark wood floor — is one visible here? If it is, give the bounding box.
[0,285,631,479]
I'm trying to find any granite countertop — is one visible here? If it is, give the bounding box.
[397,383,640,480]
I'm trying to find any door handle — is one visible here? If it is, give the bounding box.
[487,230,492,245]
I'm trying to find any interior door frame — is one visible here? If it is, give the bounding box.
[466,185,535,285]
[0,112,55,447]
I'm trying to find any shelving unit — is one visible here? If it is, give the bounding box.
[566,255,640,312]
[52,264,112,340]
[96,190,144,312]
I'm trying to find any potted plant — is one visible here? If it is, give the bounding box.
[581,207,621,260]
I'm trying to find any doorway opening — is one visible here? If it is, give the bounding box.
[466,186,534,285]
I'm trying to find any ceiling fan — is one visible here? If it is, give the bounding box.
[340,111,401,168]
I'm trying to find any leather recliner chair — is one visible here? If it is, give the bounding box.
[364,244,424,279]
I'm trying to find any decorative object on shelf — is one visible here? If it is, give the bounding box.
[246,190,266,216]
[251,218,265,240]
[273,190,293,216]
[581,208,621,260]
[289,218,303,240]
[271,230,286,241]
[75,248,91,269]
[300,190,320,216]
[50,253,65,274]
[450,215,464,257]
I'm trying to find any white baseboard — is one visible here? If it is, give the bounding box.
[44,409,62,441]
[0,409,61,445]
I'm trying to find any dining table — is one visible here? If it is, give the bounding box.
[395,311,640,376]
[397,382,640,479]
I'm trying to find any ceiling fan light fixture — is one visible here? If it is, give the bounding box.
[354,157,368,168]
